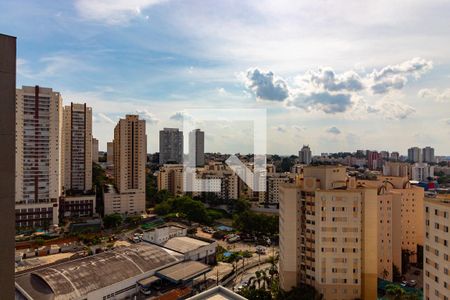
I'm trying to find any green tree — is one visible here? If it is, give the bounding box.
[385,284,405,300]
[239,287,272,300]
[103,213,123,229]
[278,284,322,300]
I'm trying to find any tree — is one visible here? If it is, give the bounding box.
[103,213,123,229]
[239,287,272,300]
[385,284,405,300]
[278,284,322,300]
[392,264,401,282]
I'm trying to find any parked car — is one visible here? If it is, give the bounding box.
[256,245,266,254]
[407,280,417,287]
[228,235,240,243]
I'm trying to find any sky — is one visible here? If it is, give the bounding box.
[1,0,450,155]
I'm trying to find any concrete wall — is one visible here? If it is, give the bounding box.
[0,33,16,299]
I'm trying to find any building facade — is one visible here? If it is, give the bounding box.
[279,166,378,300]
[15,86,63,228]
[62,103,93,193]
[424,196,450,300]
[159,128,183,164]
[188,129,205,167]
[104,115,146,215]
[422,146,435,163]
[408,147,422,163]
[299,145,312,165]
[106,141,114,168]
[92,137,99,163]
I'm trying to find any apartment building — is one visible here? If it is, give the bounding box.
[188,129,205,167]
[62,103,93,193]
[412,162,434,181]
[157,164,184,196]
[159,128,183,164]
[299,145,312,165]
[104,115,146,215]
[422,146,435,163]
[258,173,293,206]
[92,137,99,163]
[408,147,422,163]
[15,86,63,228]
[279,166,378,300]
[357,176,425,265]
[106,141,114,168]
[383,161,411,178]
[424,196,450,300]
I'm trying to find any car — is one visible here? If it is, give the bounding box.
[256,245,266,254]
[407,280,417,287]
[400,281,408,287]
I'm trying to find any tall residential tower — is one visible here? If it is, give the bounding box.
[15,86,63,228]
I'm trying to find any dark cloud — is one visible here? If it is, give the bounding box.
[245,68,289,101]
[288,91,353,114]
[327,126,341,135]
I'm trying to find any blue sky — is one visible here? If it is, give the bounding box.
[2,0,450,155]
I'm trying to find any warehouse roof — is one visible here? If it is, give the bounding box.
[162,236,210,254]
[16,243,181,299]
[156,261,210,283]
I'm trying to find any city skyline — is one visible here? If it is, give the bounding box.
[2,1,450,155]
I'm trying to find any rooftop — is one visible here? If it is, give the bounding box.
[16,244,182,299]
[162,236,210,253]
[156,261,210,284]
[186,286,247,300]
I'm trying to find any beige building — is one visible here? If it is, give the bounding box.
[424,196,450,300]
[357,176,425,264]
[279,166,378,300]
[106,141,114,168]
[62,103,93,193]
[104,115,146,215]
[157,164,184,196]
[92,137,99,163]
[15,86,63,228]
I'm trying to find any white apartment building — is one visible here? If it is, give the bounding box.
[412,162,435,181]
[15,86,62,228]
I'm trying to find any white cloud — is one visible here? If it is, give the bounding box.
[369,57,433,94]
[169,111,192,122]
[243,58,431,116]
[136,109,159,124]
[327,126,341,135]
[97,113,116,125]
[74,0,167,24]
[274,125,287,133]
[367,99,415,120]
[418,88,450,103]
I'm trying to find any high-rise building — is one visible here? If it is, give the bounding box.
[279,166,378,299]
[159,128,183,164]
[298,145,312,165]
[189,129,205,167]
[408,147,422,163]
[424,196,450,300]
[157,164,184,196]
[390,151,400,161]
[367,150,380,170]
[412,162,434,181]
[92,137,99,163]
[107,141,114,168]
[380,150,390,160]
[104,115,146,215]
[16,86,63,228]
[422,146,435,163]
[62,103,93,193]
[0,33,16,299]
[357,176,425,264]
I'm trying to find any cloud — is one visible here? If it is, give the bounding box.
[243,57,432,115]
[74,0,166,24]
[369,57,432,94]
[292,125,306,131]
[302,68,364,92]
[327,126,341,135]
[274,125,287,133]
[244,68,289,101]
[97,113,116,124]
[170,111,192,122]
[287,91,353,114]
[367,99,415,120]
[136,109,159,124]
[418,88,450,103]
